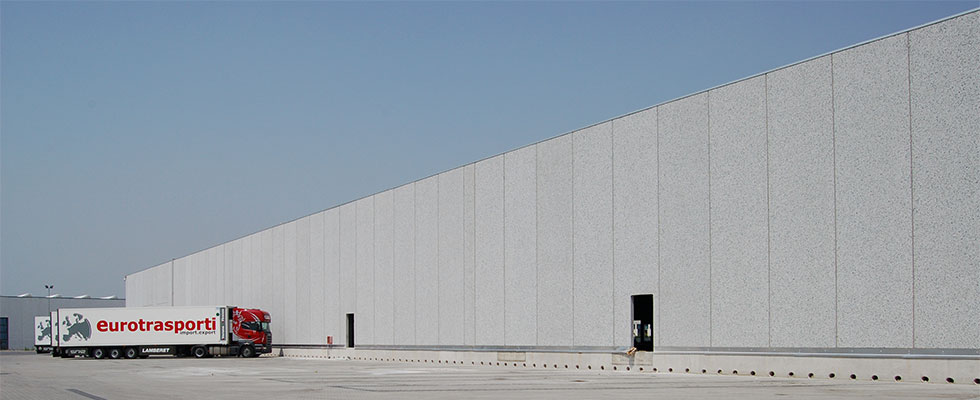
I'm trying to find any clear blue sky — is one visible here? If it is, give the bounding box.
[2,1,975,298]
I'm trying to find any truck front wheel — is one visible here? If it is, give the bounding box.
[240,345,255,358]
[92,348,106,359]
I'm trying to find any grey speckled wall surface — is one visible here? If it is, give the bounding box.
[126,11,979,354]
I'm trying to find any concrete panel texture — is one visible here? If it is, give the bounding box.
[283,222,298,344]
[393,184,416,345]
[355,197,375,346]
[834,33,913,349]
[322,209,341,343]
[309,213,325,344]
[295,217,312,343]
[463,164,477,346]
[124,11,979,354]
[415,177,440,345]
[766,55,837,348]
[504,146,537,346]
[658,93,711,348]
[573,122,615,347]
[536,134,574,346]
[339,203,356,346]
[474,156,506,346]
[438,169,466,345]
[374,191,395,346]
[908,12,980,350]
[708,76,769,348]
[272,225,285,342]
[611,108,659,347]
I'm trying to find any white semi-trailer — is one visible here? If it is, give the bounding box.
[50,305,272,359]
[34,316,53,353]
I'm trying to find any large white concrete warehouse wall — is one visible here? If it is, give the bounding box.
[126,11,979,354]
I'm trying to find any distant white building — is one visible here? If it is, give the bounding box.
[0,295,124,350]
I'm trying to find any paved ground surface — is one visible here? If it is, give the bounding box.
[1,351,978,399]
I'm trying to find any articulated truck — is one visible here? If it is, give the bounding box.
[46,305,272,359]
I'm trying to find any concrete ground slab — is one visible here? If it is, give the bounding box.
[1,351,978,400]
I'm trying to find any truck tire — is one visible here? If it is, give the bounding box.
[109,348,122,359]
[240,345,255,358]
[193,346,208,358]
[92,348,106,359]
[124,347,138,359]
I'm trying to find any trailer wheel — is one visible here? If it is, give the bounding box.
[124,347,139,359]
[92,348,106,359]
[240,345,255,358]
[193,346,208,358]
[109,348,122,359]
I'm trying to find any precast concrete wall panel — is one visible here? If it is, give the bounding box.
[243,236,254,308]
[438,169,465,345]
[296,217,313,343]
[125,271,138,305]
[573,122,615,347]
[415,177,440,345]
[504,146,537,346]
[766,56,836,348]
[195,251,206,305]
[374,191,395,346]
[323,209,341,343]
[162,261,174,306]
[611,108,659,347]
[260,230,274,316]
[834,34,913,348]
[208,248,218,305]
[536,134,574,346]
[393,184,416,345]
[173,258,186,306]
[658,93,711,347]
[183,255,193,305]
[272,225,285,340]
[463,165,476,346]
[708,76,770,347]
[475,156,505,346]
[284,221,298,344]
[239,236,250,307]
[201,251,212,305]
[310,213,326,344]
[356,198,375,345]
[184,254,194,305]
[232,238,244,307]
[251,233,264,309]
[215,248,225,306]
[181,255,191,305]
[225,244,235,308]
[909,12,980,349]
[339,203,356,345]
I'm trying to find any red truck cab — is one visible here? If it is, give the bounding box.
[232,308,272,355]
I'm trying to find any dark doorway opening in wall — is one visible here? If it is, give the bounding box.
[346,313,354,348]
[0,317,8,350]
[631,294,653,351]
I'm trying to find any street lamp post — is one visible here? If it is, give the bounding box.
[44,285,54,314]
